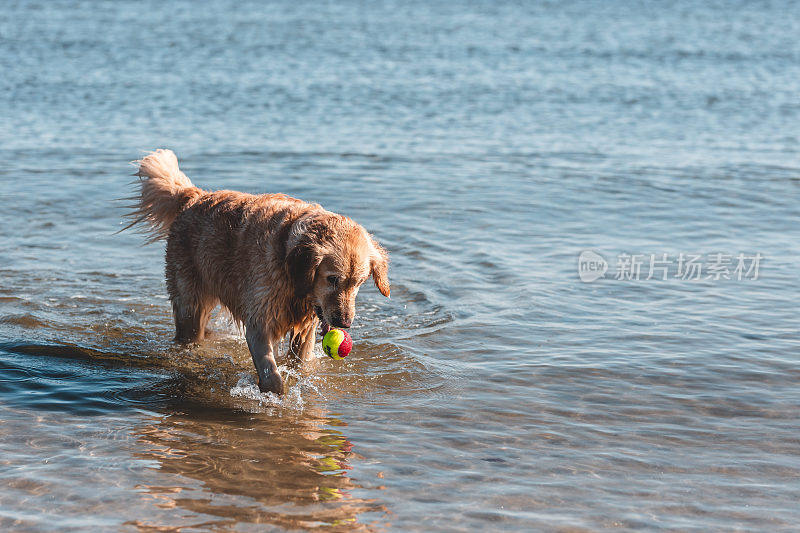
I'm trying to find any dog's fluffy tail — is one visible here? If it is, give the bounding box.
[122,149,202,242]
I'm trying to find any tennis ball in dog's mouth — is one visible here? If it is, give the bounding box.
[322,329,352,360]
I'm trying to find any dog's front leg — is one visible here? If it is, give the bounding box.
[288,318,318,365]
[245,324,284,395]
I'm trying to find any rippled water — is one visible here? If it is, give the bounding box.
[1,0,799,530]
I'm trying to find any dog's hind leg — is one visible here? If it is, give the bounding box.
[172,295,216,343]
[166,251,216,343]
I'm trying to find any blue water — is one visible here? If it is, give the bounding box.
[1,1,799,530]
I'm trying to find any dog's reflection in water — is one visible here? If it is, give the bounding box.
[128,406,386,530]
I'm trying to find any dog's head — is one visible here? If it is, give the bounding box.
[286,214,389,329]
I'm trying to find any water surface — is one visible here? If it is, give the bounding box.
[1,0,799,530]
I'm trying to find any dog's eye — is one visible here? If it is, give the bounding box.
[327,275,339,286]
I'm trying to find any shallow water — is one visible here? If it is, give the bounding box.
[1,0,799,530]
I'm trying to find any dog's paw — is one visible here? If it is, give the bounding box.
[258,372,284,395]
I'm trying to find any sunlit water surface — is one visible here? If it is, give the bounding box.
[1,1,799,530]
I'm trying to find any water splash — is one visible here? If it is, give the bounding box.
[229,367,325,412]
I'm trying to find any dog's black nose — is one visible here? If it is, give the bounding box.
[330,312,352,329]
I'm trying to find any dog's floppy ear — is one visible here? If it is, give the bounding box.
[370,238,390,297]
[286,219,323,298]
[286,238,322,298]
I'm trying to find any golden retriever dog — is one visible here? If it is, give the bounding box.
[124,149,390,394]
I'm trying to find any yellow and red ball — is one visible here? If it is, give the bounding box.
[322,328,352,360]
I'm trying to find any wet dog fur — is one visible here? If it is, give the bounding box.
[124,149,390,394]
